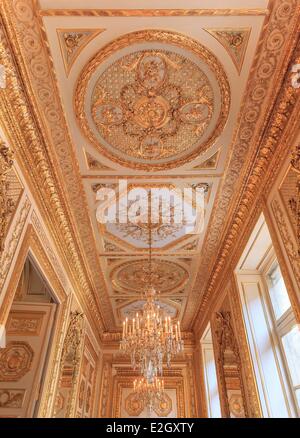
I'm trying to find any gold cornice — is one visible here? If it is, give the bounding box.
[0,13,110,335]
[188,0,300,331]
[82,173,223,179]
[193,38,300,333]
[0,1,117,332]
[39,9,269,17]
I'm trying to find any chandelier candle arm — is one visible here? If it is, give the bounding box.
[120,220,184,382]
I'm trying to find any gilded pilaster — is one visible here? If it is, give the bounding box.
[211,309,248,418]
[53,311,85,418]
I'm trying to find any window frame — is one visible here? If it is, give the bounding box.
[261,253,300,415]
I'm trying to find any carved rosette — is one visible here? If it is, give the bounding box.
[0,140,14,253]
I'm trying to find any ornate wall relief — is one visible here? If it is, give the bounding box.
[0,301,56,418]
[75,339,97,418]
[0,341,34,382]
[211,311,247,418]
[112,373,185,418]
[53,311,85,418]
[6,311,44,337]
[99,359,112,418]
[0,389,25,408]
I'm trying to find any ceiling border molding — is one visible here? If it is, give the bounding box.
[39,9,269,17]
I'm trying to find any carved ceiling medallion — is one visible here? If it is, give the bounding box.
[75,30,230,170]
[111,259,189,293]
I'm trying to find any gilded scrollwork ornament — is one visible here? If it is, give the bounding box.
[213,311,248,418]
[54,311,85,418]
[0,139,14,253]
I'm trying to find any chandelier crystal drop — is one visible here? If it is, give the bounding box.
[133,377,165,411]
[120,212,184,382]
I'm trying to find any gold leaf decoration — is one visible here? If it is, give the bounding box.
[57,29,105,75]
[205,28,251,73]
[85,151,113,171]
[193,150,220,170]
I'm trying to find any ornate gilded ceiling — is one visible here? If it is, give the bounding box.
[4,0,299,335]
[32,0,268,330]
[75,31,230,169]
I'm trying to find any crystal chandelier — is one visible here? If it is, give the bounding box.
[120,219,184,382]
[133,377,165,411]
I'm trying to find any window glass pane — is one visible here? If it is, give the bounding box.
[266,261,291,320]
[281,325,300,387]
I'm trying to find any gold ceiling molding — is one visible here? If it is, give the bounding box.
[0,197,31,325]
[1,1,295,336]
[39,9,268,17]
[290,143,300,254]
[0,2,115,332]
[30,210,71,294]
[83,173,221,179]
[85,151,113,171]
[0,139,15,253]
[185,0,300,330]
[205,28,251,74]
[192,150,220,170]
[57,28,105,76]
[0,36,107,334]
[271,199,300,289]
[104,240,125,253]
[193,35,300,332]
[111,259,189,294]
[91,50,215,163]
[75,30,230,171]
[264,204,300,325]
